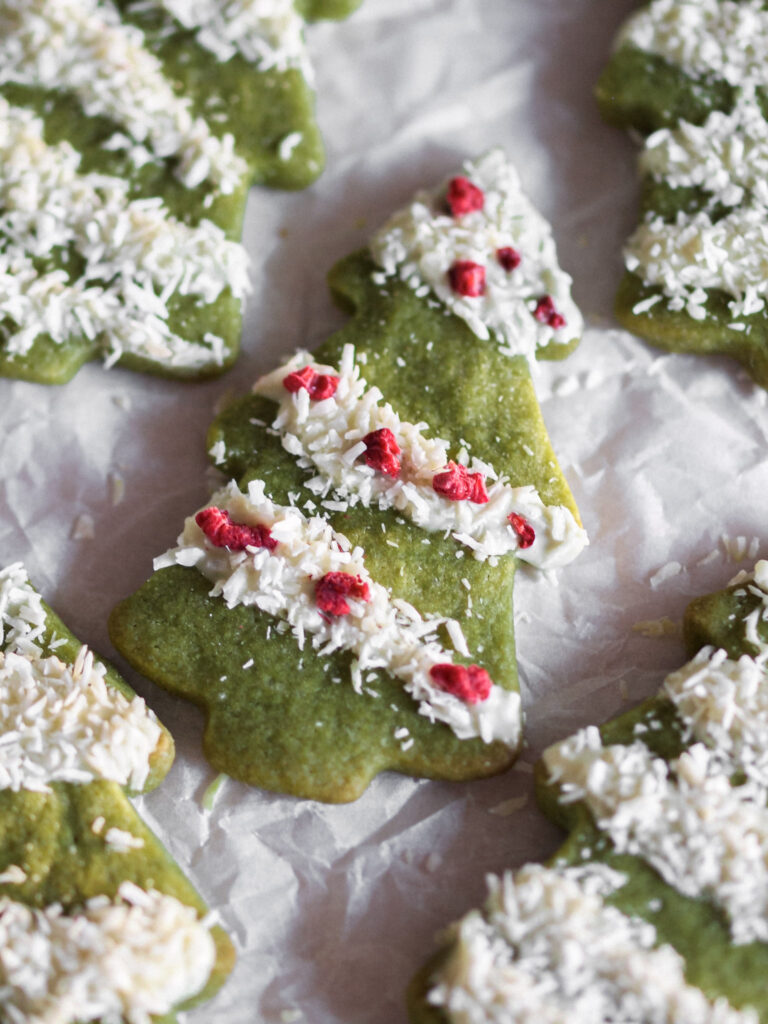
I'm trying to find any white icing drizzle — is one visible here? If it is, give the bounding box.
[428,863,754,1024]
[0,97,249,367]
[155,479,522,746]
[0,882,216,1024]
[663,646,768,786]
[641,97,768,209]
[625,206,768,320]
[158,0,312,80]
[620,0,768,90]
[254,346,588,569]
[369,149,583,364]
[0,563,47,659]
[0,0,248,192]
[0,646,162,793]
[544,731,768,945]
[741,558,768,653]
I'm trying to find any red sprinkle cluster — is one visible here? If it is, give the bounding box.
[508,512,535,549]
[282,365,340,401]
[533,295,566,329]
[446,176,484,217]
[448,260,486,297]
[432,462,489,504]
[315,572,371,616]
[362,428,401,478]
[496,246,521,272]
[429,663,492,704]
[196,507,277,551]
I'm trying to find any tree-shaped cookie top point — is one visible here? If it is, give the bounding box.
[370,150,583,365]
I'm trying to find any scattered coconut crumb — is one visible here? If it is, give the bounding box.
[721,534,761,562]
[71,513,95,540]
[632,616,679,638]
[489,795,528,817]
[91,816,106,835]
[208,439,227,465]
[0,865,26,885]
[104,828,145,852]
[649,561,682,589]
[697,548,721,567]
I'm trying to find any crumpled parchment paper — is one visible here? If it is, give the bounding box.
[2,1,767,1021]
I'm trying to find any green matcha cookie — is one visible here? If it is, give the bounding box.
[110,151,587,803]
[0,562,234,1020]
[408,558,768,1023]
[598,0,768,388]
[0,0,360,383]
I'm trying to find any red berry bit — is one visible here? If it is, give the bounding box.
[282,365,340,401]
[432,462,489,504]
[196,507,277,551]
[448,260,486,298]
[533,295,566,330]
[315,572,371,617]
[508,513,535,549]
[496,246,521,272]
[446,176,485,217]
[429,663,492,704]
[361,428,401,478]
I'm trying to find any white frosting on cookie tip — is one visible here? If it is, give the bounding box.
[370,150,582,365]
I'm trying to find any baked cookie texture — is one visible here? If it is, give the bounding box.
[598,0,768,388]
[110,151,587,803]
[0,0,360,383]
[409,559,768,1023]
[0,563,234,1021]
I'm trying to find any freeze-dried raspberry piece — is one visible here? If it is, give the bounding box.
[446,176,485,217]
[282,365,340,400]
[508,512,535,549]
[448,261,486,297]
[361,428,401,478]
[429,663,492,704]
[315,572,371,616]
[497,246,521,272]
[196,507,277,551]
[533,295,566,329]
[432,462,489,504]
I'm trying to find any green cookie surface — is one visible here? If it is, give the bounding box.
[0,579,235,1020]
[407,568,768,1023]
[1,584,175,795]
[0,0,360,384]
[110,250,582,802]
[598,20,768,388]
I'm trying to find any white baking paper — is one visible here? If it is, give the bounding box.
[2,1,767,1021]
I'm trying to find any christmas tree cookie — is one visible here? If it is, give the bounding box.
[0,0,360,383]
[597,0,768,388]
[409,559,768,1023]
[110,150,587,803]
[0,562,234,1020]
